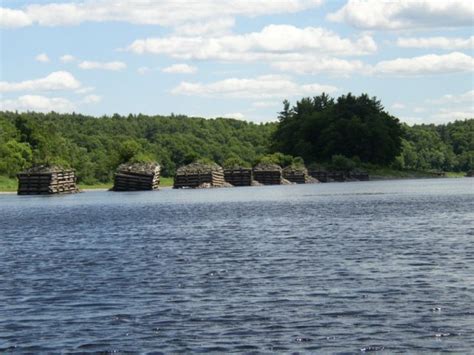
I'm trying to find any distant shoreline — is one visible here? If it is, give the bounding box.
[1,176,469,194]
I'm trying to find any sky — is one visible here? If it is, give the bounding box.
[0,0,473,125]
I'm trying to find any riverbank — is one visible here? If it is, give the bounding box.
[366,167,466,180]
[0,173,467,193]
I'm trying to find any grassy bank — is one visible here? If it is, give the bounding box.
[0,176,17,192]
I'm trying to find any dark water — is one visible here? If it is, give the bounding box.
[0,178,473,353]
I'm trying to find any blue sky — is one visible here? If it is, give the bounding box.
[1,0,473,124]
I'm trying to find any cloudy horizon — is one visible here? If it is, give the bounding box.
[1,0,473,125]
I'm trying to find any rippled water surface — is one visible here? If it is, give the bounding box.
[1,178,473,353]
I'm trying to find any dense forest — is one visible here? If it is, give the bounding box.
[0,112,274,183]
[0,93,472,184]
[273,93,473,172]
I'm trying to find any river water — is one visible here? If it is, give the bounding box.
[0,178,473,353]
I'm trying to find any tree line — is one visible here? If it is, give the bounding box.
[272,93,473,172]
[0,93,472,184]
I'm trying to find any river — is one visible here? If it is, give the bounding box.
[1,178,473,352]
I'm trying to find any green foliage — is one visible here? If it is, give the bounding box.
[396,120,473,171]
[194,157,217,166]
[292,156,305,168]
[0,175,17,192]
[222,155,251,169]
[129,152,156,164]
[0,111,274,183]
[272,93,403,165]
[257,152,299,167]
[329,154,356,173]
[0,109,471,187]
[0,140,33,177]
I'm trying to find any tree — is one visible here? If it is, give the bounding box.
[0,140,33,177]
[272,93,403,165]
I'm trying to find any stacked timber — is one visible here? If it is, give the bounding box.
[17,165,78,195]
[283,166,309,184]
[253,163,282,185]
[308,169,328,182]
[327,171,345,182]
[309,169,369,182]
[113,162,160,191]
[348,171,369,181]
[174,162,225,188]
[224,167,253,186]
[466,170,474,177]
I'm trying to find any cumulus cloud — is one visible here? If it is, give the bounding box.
[427,90,474,105]
[252,101,280,108]
[0,0,323,28]
[328,0,473,30]
[222,112,245,119]
[78,61,126,71]
[162,64,197,74]
[127,25,377,60]
[427,90,474,122]
[397,36,474,50]
[60,54,76,63]
[0,71,81,93]
[400,90,474,124]
[75,86,95,94]
[391,103,406,110]
[0,7,32,28]
[0,95,75,113]
[35,53,50,63]
[432,109,473,121]
[174,18,235,36]
[171,75,337,99]
[372,52,474,76]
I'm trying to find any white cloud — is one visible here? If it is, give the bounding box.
[252,101,280,108]
[400,90,474,124]
[82,94,102,104]
[127,25,377,60]
[222,112,245,119]
[35,53,50,63]
[0,7,32,28]
[391,103,406,110]
[171,75,337,99]
[174,18,235,36]
[372,52,474,76]
[427,90,474,122]
[427,90,474,105]
[60,54,76,63]
[0,71,81,93]
[0,95,75,113]
[162,64,197,74]
[78,61,126,71]
[1,0,323,28]
[75,86,95,94]
[432,109,473,121]
[328,0,473,30]
[397,36,474,50]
